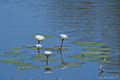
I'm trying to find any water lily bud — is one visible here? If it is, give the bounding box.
[34,35,45,41]
[36,44,42,48]
[44,51,52,55]
[60,34,68,40]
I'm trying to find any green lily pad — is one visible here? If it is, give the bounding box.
[13,54,32,57]
[31,57,46,61]
[4,51,27,54]
[3,60,32,66]
[0,53,17,57]
[8,47,23,49]
[80,52,110,54]
[69,54,98,61]
[17,65,58,70]
[13,62,32,66]
[17,66,39,70]
[89,55,112,58]
[77,58,98,61]
[68,54,111,63]
[45,48,67,51]
[23,45,43,50]
[72,41,106,46]
[41,58,61,61]
[78,58,111,63]
[94,60,112,63]
[68,54,84,59]
[32,35,54,38]
[5,61,21,64]
[0,59,23,63]
[40,65,58,68]
[48,58,61,61]
[61,62,84,67]
[83,48,113,51]
[0,51,28,57]
[30,53,55,61]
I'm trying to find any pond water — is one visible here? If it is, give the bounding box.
[0,0,120,80]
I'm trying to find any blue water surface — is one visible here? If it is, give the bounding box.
[0,0,120,80]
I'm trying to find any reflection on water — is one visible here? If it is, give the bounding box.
[0,0,120,80]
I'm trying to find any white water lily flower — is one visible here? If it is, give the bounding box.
[35,35,45,41]
[60,34,68,40]
[36,44,42,48]
[44,51,52,55]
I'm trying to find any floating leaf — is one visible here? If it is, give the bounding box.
[8,47,23,49]
[54,46,71,48]
[0,59,32,66]
[0,53,17,57]
[80,52,110,54]
[83,48,113,51]
[45,48,67,51]
[23,45,43,50]
[72,41,106,46]
[94,60,112,63]
[40,65,58,68]
[68,54,84,59]
[0,59,23,63]
[41,58,61,61]
[31,57,46,61]
[30,53,54,61]
[17,66,39,70]
[77,58,98,61]
[48,58,61,61]
[32,35,54,38]
[89,55,112,58]
[14,54,32,57]
[14,62,32,66]
[5,61,21,64]
[0,51,28,57]
[1,59,32,66]
[17,65,58,70]
[61,62,84,67]
[4,51,27,54]
[78,58,111,63]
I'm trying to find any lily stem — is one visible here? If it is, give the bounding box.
[38,48,40,54]
[60,39,64,63]
[38,41,40,44]
[46,56,49,65]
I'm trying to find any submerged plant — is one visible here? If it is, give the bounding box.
[34,35,45,44]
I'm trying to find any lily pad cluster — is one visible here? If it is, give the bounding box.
[70,41,113,63]
[69,42,113,63]
[0,34,114,72]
